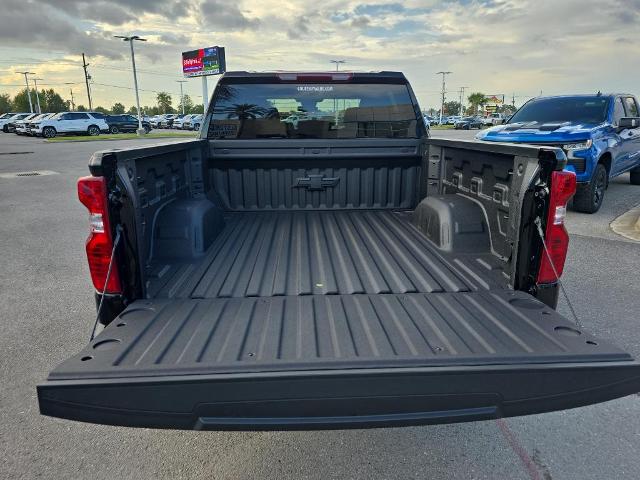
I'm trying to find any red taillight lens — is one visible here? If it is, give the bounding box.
[78,176,122,294]
[537,170,577,284]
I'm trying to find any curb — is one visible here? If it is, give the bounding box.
[610,204,640,242]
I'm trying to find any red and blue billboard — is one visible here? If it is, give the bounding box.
[182,46,226,78]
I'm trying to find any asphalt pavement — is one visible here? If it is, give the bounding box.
[1,130,639,480]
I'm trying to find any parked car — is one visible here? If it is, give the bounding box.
[454,116,484,130]
[4,113,38,133]
[30,111,110,138]
[478,94,640,212]
[14,113,49,135]
[483,113,507,126]
[0,113,30,132]
[105,114,151,134]
[158,114,180,128]
[25,114,56,136]
[37,71,640,431]
[182,114,204,131]
[172,114,193,129]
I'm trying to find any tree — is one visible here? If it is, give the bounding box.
[178,94,194,114]
[12,88,36,112]
[94,106,109,114]
[76,104,87,112]
[111,102,125,114]
[156,92,173,113]
[443,100,461,116]
[42,89,68,112]
[191,104,205,114]
[497,104,517,115]
[467,92,487,115]
[0,93,12,113]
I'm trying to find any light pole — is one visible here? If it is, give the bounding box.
[63,83,76,111]
[32,77,43,113]
[458,86,469,116]
[176,80,187,115]
[330,60,346,71]
[16,71,35,113]
[114,35,147,135]
[436,71,452,124]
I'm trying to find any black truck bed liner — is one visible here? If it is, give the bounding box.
[40,289,640,430]
[48,290,629,380]
[147,210,507,299]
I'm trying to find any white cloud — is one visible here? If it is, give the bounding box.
[0,0,638,109]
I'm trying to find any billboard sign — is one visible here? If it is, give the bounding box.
[182,46,226,77]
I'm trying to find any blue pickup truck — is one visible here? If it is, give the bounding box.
[478,94,640,212]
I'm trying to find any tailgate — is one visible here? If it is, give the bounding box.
[38,291,640,430]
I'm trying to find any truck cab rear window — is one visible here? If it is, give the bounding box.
[207,83,419,139]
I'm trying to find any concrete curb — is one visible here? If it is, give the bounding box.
[610,204,640,242]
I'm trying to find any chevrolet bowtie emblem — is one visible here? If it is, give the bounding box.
[293,174,340,191]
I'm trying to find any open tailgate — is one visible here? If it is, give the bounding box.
[38,291,640,430]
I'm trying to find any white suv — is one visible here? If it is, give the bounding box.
[32,112,110,138]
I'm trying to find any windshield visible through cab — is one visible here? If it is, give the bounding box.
[509,96,609,124]
[207,83,419,139]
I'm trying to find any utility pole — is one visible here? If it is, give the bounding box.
[16,71,35,113]
[32,77,43,113]
[82,53,93,110]
[458,86,469,116]
[330,60,346,71]
[115,35,147,135]
[436,71,452,124]
[70,88,75,111]
[176,80,187,114]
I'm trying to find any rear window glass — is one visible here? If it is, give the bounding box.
[509,97,609,124]
[207,83,419,139]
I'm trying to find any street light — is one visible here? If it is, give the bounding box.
[330,60,346,71]
[436,71,452,125]
[32,77,43,113]
[16,71,35,113]
[114,35,147,135]
[176,80,187,115]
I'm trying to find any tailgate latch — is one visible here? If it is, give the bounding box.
[293,174,339,191]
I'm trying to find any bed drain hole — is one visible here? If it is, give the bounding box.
[586,340,598,346]
[542,311,551,315]
[81,356,93,361]
[117,322,126,327]
[554,326,581,337]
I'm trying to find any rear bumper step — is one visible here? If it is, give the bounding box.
[39,362,640,430]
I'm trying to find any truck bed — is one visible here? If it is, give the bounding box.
[146,210,506,299]
[49,209,627,378]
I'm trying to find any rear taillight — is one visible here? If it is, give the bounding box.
[537,170,577,284]
[77,176,122,294]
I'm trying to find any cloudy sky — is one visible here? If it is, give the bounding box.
[1,0,638,110]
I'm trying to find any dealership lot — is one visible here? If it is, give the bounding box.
[1,131,640,479]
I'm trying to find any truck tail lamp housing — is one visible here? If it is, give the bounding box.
[77,176,122,294]
[537,170,577,284]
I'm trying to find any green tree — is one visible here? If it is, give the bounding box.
[467,92,487,115]
[111,102,125,114]
[178,94,195,114]
[94,106,109,114]
[192,104,204,114]
[76,104,88,112]
[42,89,68,112]
[0,93,12,113]
[12,88,36,112]
[156,91,173,113]
[443,100,461,116]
